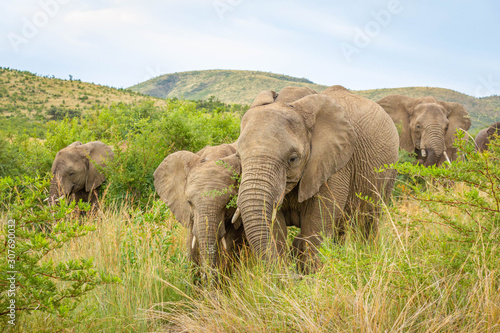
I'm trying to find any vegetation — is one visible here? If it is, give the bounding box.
[1,69,499,332]
[1,136,499,331]
[0,175,120,329]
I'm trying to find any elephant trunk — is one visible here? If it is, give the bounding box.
[422,126,446,166]
[49,177,62,205]
[423,148,439,167]
[194,208,221,269]
[238,157,285,260]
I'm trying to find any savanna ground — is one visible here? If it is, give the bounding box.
[1,88,499,332]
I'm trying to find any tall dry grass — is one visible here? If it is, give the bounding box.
[11,183,500,332]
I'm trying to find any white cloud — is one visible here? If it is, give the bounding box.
[64,7,148,27]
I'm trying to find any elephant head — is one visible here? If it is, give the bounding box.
[153,144,242,272]
[49,141,113,204]
[236,87,357,259]
[377,95,471,166]
[475,122,500,152]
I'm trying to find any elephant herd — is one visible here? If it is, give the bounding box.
[49,85,499,280]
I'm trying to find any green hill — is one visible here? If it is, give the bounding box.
[129,70,325,105]
[0,67,168,119]
[130,70,500,131]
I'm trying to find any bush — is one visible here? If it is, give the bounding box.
[391,133,500,275]
[1,99,241,206]
[0,175,119,328]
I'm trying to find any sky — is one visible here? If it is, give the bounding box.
[1,0,499,97]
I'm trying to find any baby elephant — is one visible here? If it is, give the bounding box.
[475,122,500,152]
[49,141,114,205]
[154,144,244,280]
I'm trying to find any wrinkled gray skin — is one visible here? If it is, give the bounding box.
[475,122,500,152]
[377,95,471,166]
[154,143,244,279]
[49,141,113,205]
[236,86,399,273]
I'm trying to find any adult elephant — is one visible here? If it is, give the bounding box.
[49,141,113,205]
[475,121,500,152]
[377,95,471,166]
[236,85,399,273]
[154,143,244,280]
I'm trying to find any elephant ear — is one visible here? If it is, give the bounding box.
[67,141,83,148]
[290,94,357,203]
[250,90,278,108]
[198,144,237,161]
[438,101,471,150]
[377,95,416,152]
[195,145,211,157]
[275,86,317,103]
[85,141,114,192]
[153,151,200,228]
[219,153,241,177]
[487,122,500,136]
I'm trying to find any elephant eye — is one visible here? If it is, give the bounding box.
[445,125,449,131]
[416,124,422,130]
[187,199,193,206]
[289,153,299,165]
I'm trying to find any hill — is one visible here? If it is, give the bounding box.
[130,70,500,130]
[129,70,324,105]
[0,67,168,120]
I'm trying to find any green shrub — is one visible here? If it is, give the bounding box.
[0,175,119,328]
[391,134,500,275]
[1,99,240,205]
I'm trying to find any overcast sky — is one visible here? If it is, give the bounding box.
[1,0,499,97]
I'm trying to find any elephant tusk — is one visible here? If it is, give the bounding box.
[443,151,451,164]
[421,149,427,157]
[221,237,227,250]
[192,236,196,249]
[232,208,240,224]
[271,206,277,223]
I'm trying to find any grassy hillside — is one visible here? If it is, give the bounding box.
[130,70,500,130]
[129,70,325,105]
[1,67,498,132]
[0,67,168,120]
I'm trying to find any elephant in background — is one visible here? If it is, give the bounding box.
[377,95,471,166]
[236,85,399,273]
[475,122,500,152]
[49,141,113,205]
[154,143,244,280]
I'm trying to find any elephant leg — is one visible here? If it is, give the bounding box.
[347,167,396,241]
[294,170,350,274]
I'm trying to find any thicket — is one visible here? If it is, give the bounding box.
[0,176,120,328]
[0,99,240,204]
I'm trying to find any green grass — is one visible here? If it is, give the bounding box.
[2,181,498,332]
